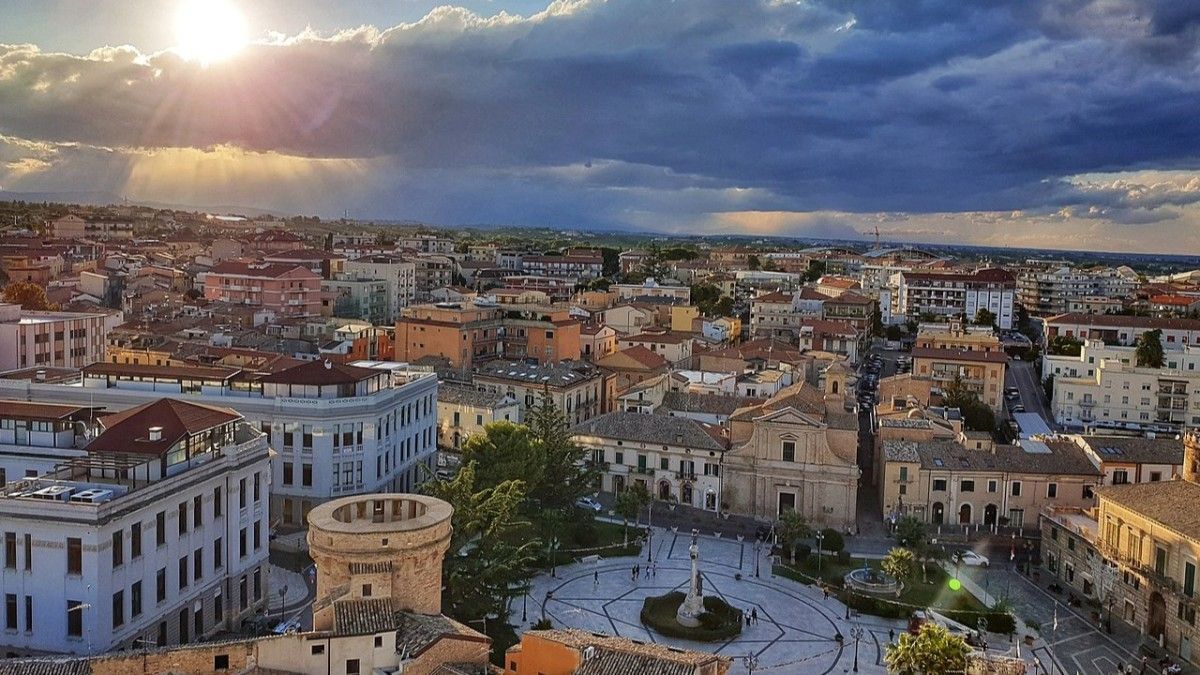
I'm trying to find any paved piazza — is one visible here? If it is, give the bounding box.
[513,528,902,674]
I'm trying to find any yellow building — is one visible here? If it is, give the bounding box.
[504,628,730,675]
[671,304,701,332]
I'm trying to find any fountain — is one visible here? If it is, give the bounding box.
[844,567,903,597]
[640,528,742,641]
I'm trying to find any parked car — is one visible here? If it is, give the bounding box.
[955,550,990,567]
[574,496,603,512]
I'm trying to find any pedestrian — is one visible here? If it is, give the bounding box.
[594,570,599,587]
[751,608,758,625]
[1140,655,1148,675]
[888,628,895,643]
[631,566,636,582]
[823,585,830,600]
[635,564,640,580]
[745,612,751,627]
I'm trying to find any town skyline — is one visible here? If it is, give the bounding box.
[2,0,1199,253]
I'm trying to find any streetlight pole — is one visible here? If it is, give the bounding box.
[850,626,864,672]
[816,530,824,576]
[754,540,761,578]
[742,654,759,674]
[549,537,560,578]
[647,499,654,563]
[521,577,528,623]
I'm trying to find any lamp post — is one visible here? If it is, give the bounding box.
[815,530,825,576]
[754,539,762,578]
[849,626,865,672]
[742,654,759,674]
[277,585,288,626]
[521,577,529,623]
[647,499,654,563]
[548,537,560,578]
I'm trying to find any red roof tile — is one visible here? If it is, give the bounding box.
[86,399,241,456]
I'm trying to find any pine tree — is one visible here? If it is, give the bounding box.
[526,387,600,510]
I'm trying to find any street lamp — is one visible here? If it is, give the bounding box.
[548,537,561,578]
[647,499,655,563]
[849,626,865,672]
[742,654,759,674]
[754,539,762,578]
[277,585,289,625]
[815,530,825,576]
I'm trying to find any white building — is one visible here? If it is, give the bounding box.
[342,254,417,319]
[0,399,271,656]
[1046,339,1200,431]
[0,359,439,529]
[881,268,1015,329]
[1017,266,1137,316]
[612,278,691,303]
[0,303,111,372]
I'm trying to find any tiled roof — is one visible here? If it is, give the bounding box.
[659,392,766,416]
[438,383,512,408]
[1044,312,1200,330]
[208,260,317,278]
[258,360,379,385]
[475,360,599,387]
[0,659,90,675]
[1076,435,1184,466]
[86,399,241,457]
[531,629,727,674]
[571,412,726,451]
[597,345,669,370]
[731,382,827,421]
[1096,479,1200,540]
[395,612,486,657]
[333,598,397,635]
[910,346,1009,364]
[883,439,1101,475]
[0,401,102,421]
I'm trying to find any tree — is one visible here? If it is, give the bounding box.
[614,488,645,545]
[423,462,538,624]
[1042,373,1055,405]
[896,517,936,583]
[884,623,970,674]
[1,281,57,310]
[881,547,917,585]
[690,283,726,316]
[526,389,599,511]
[747,254,761,271]
[973,308,996,327]
[885,325,903,341]
[776,510,811,562]
[1136,329,1164,368]
[713,296,734,317]
[1046,335,1083,356]
[459,422,541,494]
[943,373,996,432]
[803,259,826,283]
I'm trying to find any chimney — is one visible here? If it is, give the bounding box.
[148,426,163,442]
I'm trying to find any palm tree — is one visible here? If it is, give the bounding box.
[881,547,916,585]
[884,623,970,674]
[777,510,811,563]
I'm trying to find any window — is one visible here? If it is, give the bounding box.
[157,511,167,546]
[179,502,189,534]
[179,557,189,590]
[3,532,14,569]
[194,549,203,581]
[346,659,361,675]
[67,537,81,575]
[239,528,247,558]
[1113,470,1129,485]
[194,495,203,528]
[5,594,15,630]
[214,487,223,517]
[782,441,796,462]
[131,523,142,559]
[253,473,261,502]
[22,534,30,571]
[283,463,293,486]
[253,522,261,550]
[899,466,908,482]
[131,581,142,618]
[157,568,167,602]
[1010,481,1022,497]
[112,530,123,567]
[1155,546,1168,575]
[239,479,247,508]
[214,655,230,671]
[311,644,325,656]
[362,584,372,597]
[987,480,998,493]
[1047,483,1058,499]
[112,590,124,628]
[933,478,947,492]
[214,538,224,569]
[302,464,313,488]
[1186,561,1196,598]
[660,457,669,471]
[66,600,82,637]
[960,480,975,493]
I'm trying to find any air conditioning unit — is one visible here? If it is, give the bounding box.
[69,489,115,504]
[31,485,75,501]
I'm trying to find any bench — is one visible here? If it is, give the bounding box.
[579,554,602,565]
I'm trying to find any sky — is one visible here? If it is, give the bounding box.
[1,0,1200,253]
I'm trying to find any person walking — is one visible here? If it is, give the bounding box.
[751,608,758,625]
[593,570,599,587]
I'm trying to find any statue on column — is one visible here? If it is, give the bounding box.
[676,529,706,627]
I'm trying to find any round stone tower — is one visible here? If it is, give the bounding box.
[1184,430,1200,484]
[307,494,453,630]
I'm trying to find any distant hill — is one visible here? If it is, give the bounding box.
[0,190,280,218]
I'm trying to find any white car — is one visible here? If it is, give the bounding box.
[956,550,990,567]
[574,496,603,512]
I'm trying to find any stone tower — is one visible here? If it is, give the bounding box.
[1184,430,1200,484]
[307,494,453,630]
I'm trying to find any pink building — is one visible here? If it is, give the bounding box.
[204,260,323,317]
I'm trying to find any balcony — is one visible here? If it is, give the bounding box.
[676,471,697,481]
[632,466,655,476]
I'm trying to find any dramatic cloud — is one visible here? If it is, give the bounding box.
[1,0,1200,251]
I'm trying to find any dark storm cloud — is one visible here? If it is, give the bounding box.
[0,0,1198,225]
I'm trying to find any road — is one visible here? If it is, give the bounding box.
[1007,360,1057,431]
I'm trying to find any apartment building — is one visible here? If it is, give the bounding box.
[0,359,440,528]
[321,276,391,325]
[911,345,1008,411]
[501,306,582,364]
[0,302,110,372]
[474,360,602,426]
[914,321,1002,353]
[261,249,346,279]
[1068,434,1184,486]
[203,261,323,317]
[394,302,503,372]
[1018,266,1137,316]
[612,278,691,303]
[797,319,866,363]
[749,289,824,339]
[616,332,693,368]
[521,254,603,280]
[412,255,455,301]
[0,401,104,485]
[821,291,875,330]
[1040,433,1200,669]
[572,412,728,510]
[880,436,1099,530]
[1046,340,1200,431]
[342,254,417,318]
[51,214,134,240]
[0,399,271,656]
[881,268,1015,329]
[398,235,455,255]
[436,383,520,449]
[1044,313,1200,348]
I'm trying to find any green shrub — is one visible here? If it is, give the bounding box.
[572,518,598,547]
[793,543,811,561]
[836,550,852,564]
[698,612,722,629]
[639,592,742,642]
[818,528,845,553]
[533,618,553,630]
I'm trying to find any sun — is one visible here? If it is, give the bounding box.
[174,0,249,65]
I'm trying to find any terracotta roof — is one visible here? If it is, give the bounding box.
[0,401,103,421]
[1096,479,1200,540]
[827,291,873,305]
[86,399,241,456]
[752,291,793,303]
[1044,313,1200,330]
[1150,295,1199,306]
[733,382,828,420]
[1075,435,1184,466]
[911,346,1009,364]
[571,412,726,451]
[263,248,345,261]
[884,438,1100,475]
[530,629,728,674]
[597,345,669,370]
[207,260,318,278]
[83,362,242,381]
[659,392,766,416]
[258,360,380,385]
